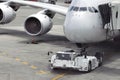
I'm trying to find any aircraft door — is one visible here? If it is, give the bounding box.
[111,4,120,29]
[98,4,111,28]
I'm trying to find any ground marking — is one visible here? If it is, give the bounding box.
[30,65,38,69]
[36,70,48,75]
[51,73,66,80]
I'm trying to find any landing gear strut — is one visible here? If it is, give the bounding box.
[76,43,89,58]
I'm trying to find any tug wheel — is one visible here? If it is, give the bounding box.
[95,52,103,66]
[87,61,92,72]
[50,64,57,70]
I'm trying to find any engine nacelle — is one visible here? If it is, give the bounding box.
[0,4,16,24]
[24,13,53,36]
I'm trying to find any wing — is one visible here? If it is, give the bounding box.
[8,0,68,15]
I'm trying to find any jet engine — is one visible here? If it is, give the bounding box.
[24,13,53,36]
[0,4,16,24]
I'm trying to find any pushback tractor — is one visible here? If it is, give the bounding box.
[48,49,103,72]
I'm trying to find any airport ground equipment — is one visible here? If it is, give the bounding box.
[48,50,103,72]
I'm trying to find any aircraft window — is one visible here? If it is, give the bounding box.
[73,7,79,11]
[92,7,98,13]
[70,6,74,11]
[116,11,118,18]
[88,7,94,12]
[88,7,98,13]
[79,7,87,11]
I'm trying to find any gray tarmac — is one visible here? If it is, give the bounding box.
[0,1,119,80]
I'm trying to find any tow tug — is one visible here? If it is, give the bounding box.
[48,49,103,72]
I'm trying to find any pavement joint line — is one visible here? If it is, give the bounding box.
[51,73,66,80]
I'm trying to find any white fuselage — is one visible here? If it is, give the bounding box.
[64,0,119,43]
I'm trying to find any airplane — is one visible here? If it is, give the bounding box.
[0,0,120,47]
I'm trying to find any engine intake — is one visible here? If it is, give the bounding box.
[25,17,41,34]
[0,4,16,24]
[25,13,53,36]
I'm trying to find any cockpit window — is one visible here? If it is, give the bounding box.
[70,6,79,11]
[70,6,74,11]
[88,7,94,12]
[70,6,89,12]
[88,7,98,13]
[79,7,87,11]
[93,7,98,13]
[73,7,79,11]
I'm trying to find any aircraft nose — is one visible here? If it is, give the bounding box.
[64,13,106,43]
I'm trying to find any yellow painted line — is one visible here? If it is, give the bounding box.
[30,65,37,69]
[0,52,51,77]
[36,70,48,75]
[0,54,2,56]
[21,61,29,65]
[15,58,21,61]
[51,73,65,80]
[2,53,7,55]
[1,53,8,56]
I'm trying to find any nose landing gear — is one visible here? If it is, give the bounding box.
[76,43,82,48]
[76,43,89,48]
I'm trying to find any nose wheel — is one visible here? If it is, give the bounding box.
[76,43,82,48]
[76,43,89,48]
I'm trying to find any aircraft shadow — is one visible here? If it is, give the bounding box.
[0,28,120,75]
[0,28,76,48]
